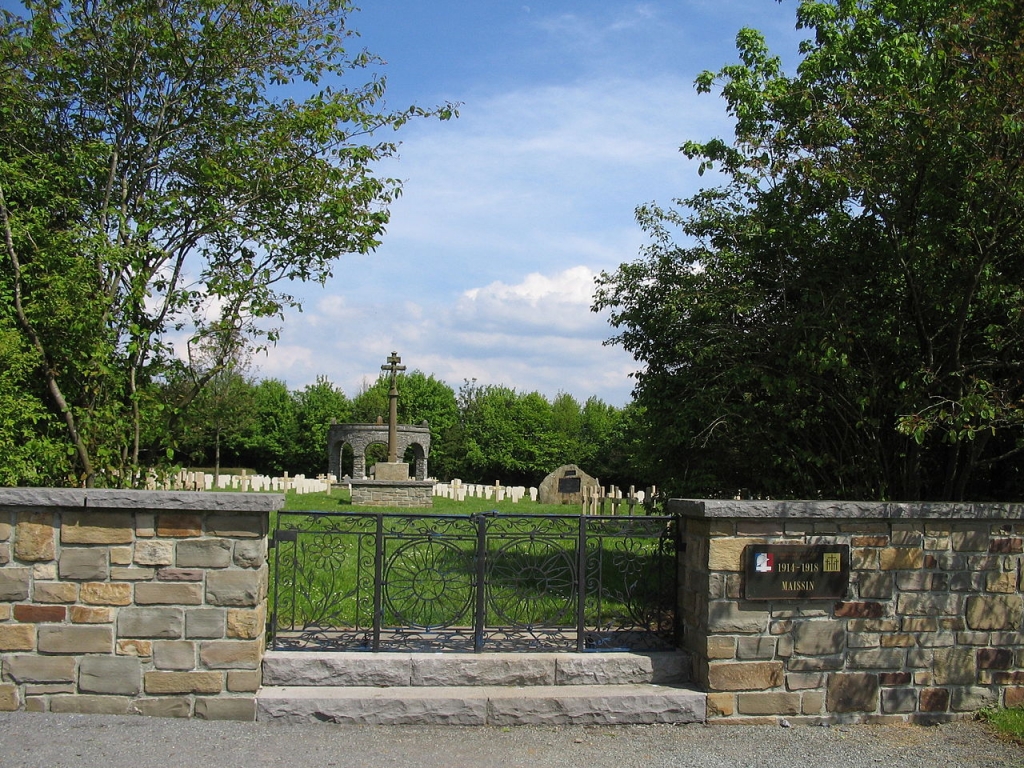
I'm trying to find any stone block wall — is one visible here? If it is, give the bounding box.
[671,500,1024,724]
[0,488,281,720]
[348,480,433,508]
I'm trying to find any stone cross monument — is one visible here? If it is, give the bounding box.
[373,351,411,482]
[381,351,406,463]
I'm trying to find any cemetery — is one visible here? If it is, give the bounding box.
[1,352,1023,727]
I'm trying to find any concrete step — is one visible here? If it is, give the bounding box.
[262,650,690,688]
[257,683,706,726]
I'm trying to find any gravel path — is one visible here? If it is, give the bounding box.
[1,713,1021,768]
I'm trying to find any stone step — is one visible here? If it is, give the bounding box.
[262,650,690,688]
[257,684,706,726]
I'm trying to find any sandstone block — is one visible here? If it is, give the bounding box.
[951,529,989,551]
[110,567,156,581]
[38,625,112,654]
[32,562,56,580]
[61,512,134,544]
[194,697,256,721]
[80,582,132,605]
[14,512,56,561]
[50,695,131,715]
[736,692,800,715]
[0,567,31,600]
[79,656,141,695]
[0,542,9,565]
[801,691,825,715]
[13,604,65,623]
[135,582,203,605]
[977,648,1014,669]
[156,514,202,537]
[227,670,262,692]
[4,655,76,683]
[156,568,203,582]
[58,548,109,581]
[200,640,261,669]
[708,538,762,572]
[133,697,191,718]
[826,672,879,713]
[117,606,184,639]
[792,622,844,656]
[834,601,885,618]
[706,636,736,660]
[233,540,267,568]
[153,640,197,670]
[736,636,776,660]
[206,570,261,606]
[707,602,769,633]
[881,688,917,713]
[0,684,18,711]
[208,514,265,538]
[70,606,113,624]
[109,546,133,565]
[116,639,153,657]
[706,692,735,717]
[879,547,924,570]
[134,540,174,566]
[0,624,36,651]
[707,661,783,692]
[1004,687,1024,708]
[987,571,1018,593]
[951,686,998,712]
[227,607,265,640]
[186,608,226,638]
[966,595,1023,631]
[848,647,905,670]
[932,647,976,685]
[144,671,223,694]
[176,539,232,568]
[33,581,77,603]
[786,672,825,690]
[898,593,963,617]
[0,521,10,540]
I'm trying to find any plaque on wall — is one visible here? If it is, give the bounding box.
[558,476,582,494]
[744,544,850,600]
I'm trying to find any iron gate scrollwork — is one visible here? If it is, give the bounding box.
[270,511,677,652]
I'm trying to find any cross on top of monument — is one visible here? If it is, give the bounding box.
[381,351,406,388]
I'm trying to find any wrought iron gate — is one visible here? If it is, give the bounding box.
[269,511,677,652]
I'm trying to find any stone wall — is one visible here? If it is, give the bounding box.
[348,480,434,508]
[670,499,1024,724]
[0,488,281,720]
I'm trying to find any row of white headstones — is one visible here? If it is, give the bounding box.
[150,470,652,509]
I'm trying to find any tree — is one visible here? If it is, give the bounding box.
[594,0,1024,501]
[233,379,299,476]
[453,382,563,485]
[292,376,350,476]
[0,0,454,486]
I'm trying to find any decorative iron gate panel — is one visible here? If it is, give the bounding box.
[270,511,677,652]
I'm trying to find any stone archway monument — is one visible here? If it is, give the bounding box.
[329,352,434,507]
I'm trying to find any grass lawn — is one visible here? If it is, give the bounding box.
[979,707,1024,744]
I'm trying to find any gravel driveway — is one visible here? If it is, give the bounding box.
[1,713,1021,768]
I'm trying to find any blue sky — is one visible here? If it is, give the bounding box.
[258,1,808,406]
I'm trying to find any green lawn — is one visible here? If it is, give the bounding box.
[979,707,1024,744]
